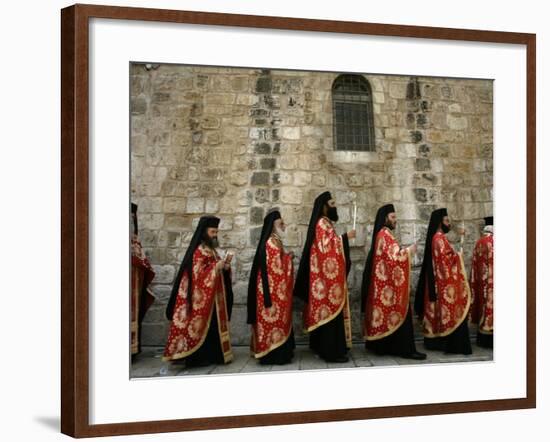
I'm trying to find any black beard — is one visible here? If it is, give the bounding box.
[385,221,396,230]
[327,206,339,222]
[204,236,219,249]
[441,224,451,234]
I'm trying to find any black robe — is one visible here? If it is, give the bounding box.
[423,317,473,355]
[476,331,493,349]
[365,308,418,356]
[259,330,296,365]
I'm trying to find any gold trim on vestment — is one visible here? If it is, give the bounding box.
[253,327,293,359]
[217,270,234,363]
[423,251,472,338]
[305,296,345,333]
[162,301,215,362]
[305,232,350,335]
[364,239,412,341]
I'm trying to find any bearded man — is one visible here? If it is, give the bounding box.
[415,208,472,355]
[247,210,296,365]
[163,216,234,366]
[361,204,426,360]
[294,191,355,363]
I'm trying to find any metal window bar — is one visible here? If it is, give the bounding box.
[332,74,375,151]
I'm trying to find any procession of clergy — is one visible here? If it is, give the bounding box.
[131,191,494,367]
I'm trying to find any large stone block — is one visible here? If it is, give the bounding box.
[152,265,176,284]
[396,143,417,158]
[282,127,300,140]
[447,114,468,130]
[250,171,270,186]
[186,198,205,213]
[294,171,312,186]
[389,82,407,99]
[280,187,303,204]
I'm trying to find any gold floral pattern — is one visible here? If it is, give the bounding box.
[315,305,331,322]
[451,263,458,278]
[328,284,343,305]
[380,286,396,306]
[173,306,188,329]
[441,305,451,325]
[470,233,493,335]
[443,285,456,303]
[188,316,204,339]
[392,267,405,286]
[422,232,471,338]
[191,287,206,310]
[364,228,411,340]
[311,254,320,274]
[256,322,264,340]
[311,279,327,300]
[375,260,388,281]
[261,304,280,323]
[163,244,232,363]
[268,328,284,346]
[322,257,339,280]
[204,268,217,288]
[277,280,288,300]
[371,307,384,328]
[454,305,464,322]
[251,236,295,358]
[271,253,284,276]
[304,217,349,335]
[169,335,188,355]
[388,311,402,327]
[388,243,400,260]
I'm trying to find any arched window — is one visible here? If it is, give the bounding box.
[332,74,375,151]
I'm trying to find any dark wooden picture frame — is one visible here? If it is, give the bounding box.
[61,3,536,438]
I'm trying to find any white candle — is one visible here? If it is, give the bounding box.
[460,220,465,253]
[412,222,417,265]
[353,202,357,230]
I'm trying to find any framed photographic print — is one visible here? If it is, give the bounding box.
[61,3,536,438]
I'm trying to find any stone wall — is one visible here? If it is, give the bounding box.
[130,63,493,346]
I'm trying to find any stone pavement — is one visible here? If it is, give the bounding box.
[131,341,493,378]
